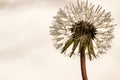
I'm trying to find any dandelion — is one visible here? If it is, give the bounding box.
[50,0,116,80]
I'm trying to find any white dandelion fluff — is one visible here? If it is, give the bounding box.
[50,0,116,60]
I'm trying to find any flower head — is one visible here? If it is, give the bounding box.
[50,0,116,60]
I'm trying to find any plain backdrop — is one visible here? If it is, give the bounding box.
[0,0,119,80]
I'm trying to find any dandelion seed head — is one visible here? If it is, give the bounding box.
[50,0,116,60]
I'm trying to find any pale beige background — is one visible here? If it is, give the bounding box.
[0,0,119,80]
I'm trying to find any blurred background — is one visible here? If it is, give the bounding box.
[0,0,119,80]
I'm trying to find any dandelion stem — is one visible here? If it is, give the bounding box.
[80,49,88,80]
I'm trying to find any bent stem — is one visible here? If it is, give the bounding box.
[80,50,88,80]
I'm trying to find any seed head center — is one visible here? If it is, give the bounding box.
[71,21,96,39]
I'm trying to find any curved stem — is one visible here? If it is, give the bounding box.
[80,50,88,80]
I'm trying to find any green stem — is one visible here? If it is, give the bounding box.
[80,50,88,80]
